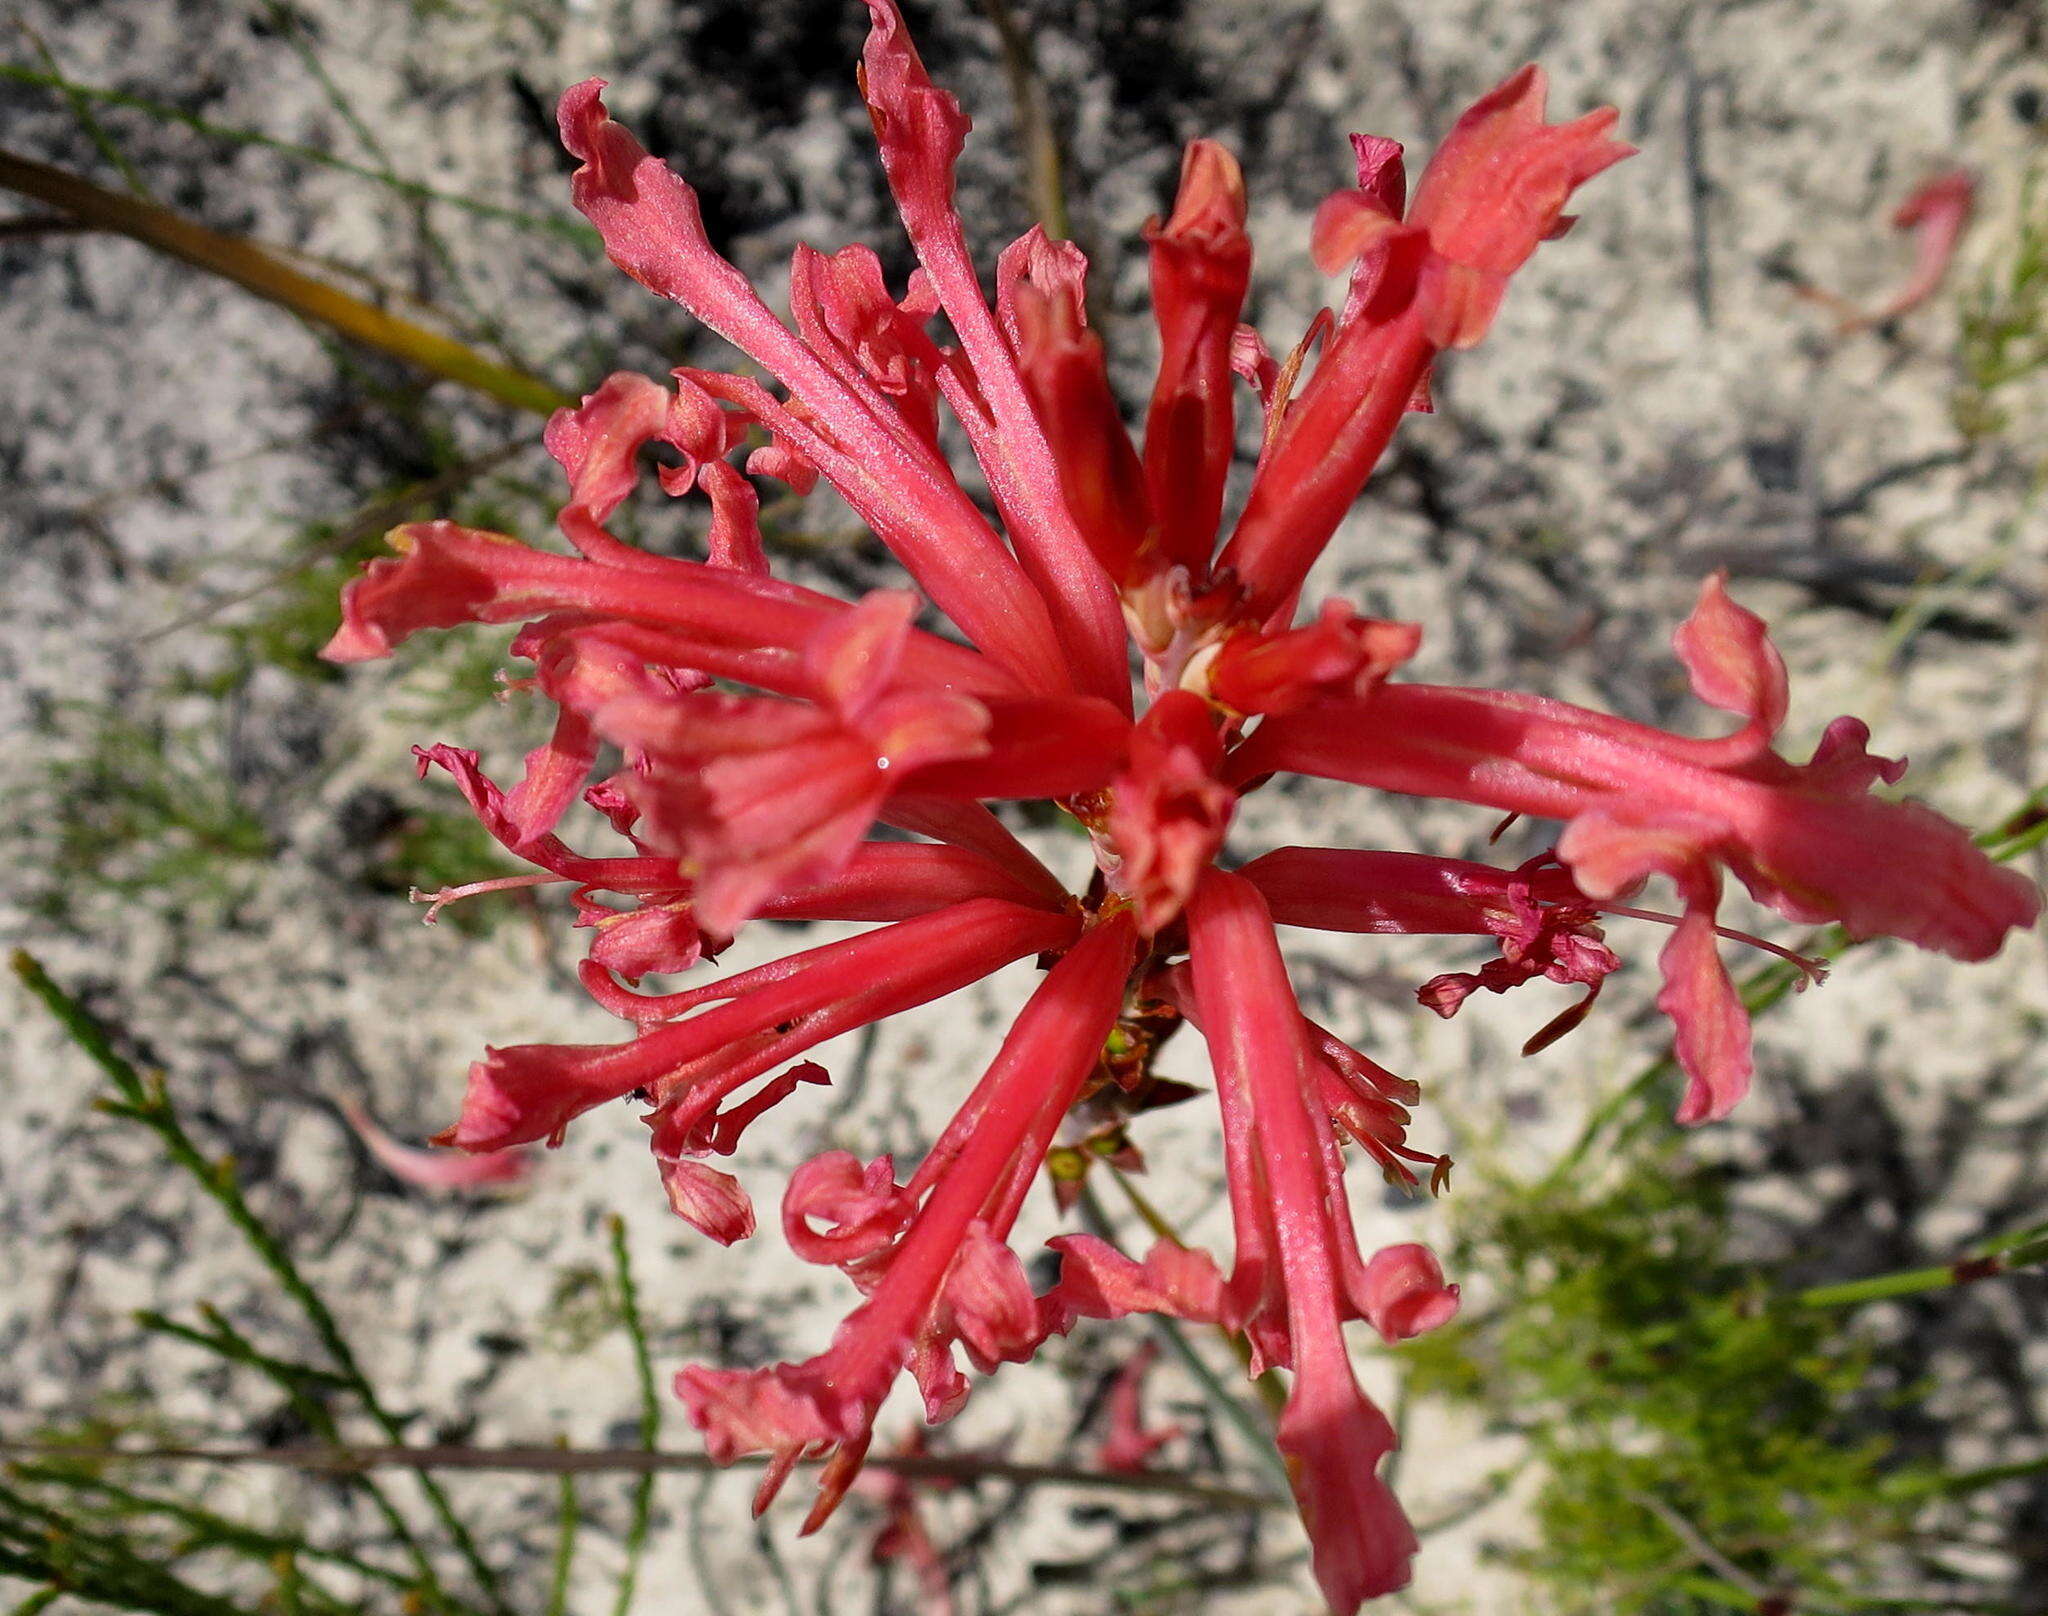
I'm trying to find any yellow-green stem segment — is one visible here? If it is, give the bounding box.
[0,148,573,417]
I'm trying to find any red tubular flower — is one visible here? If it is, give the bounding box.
[675,914,1137,1522]
[326,519,1019,700]
[593,591,991,933]
[1208,601,1421,716]
[1219,66,1633,618]
[1401,66,1634,350]
[328,10,2035,1607]
[1241,844,1584,934]
[1184,870,1420,1608]
[1143,139,1252,577]
[443,898,1076,1155]
[1872,170,1975,325]
[1229,577,2038,1121]
[557,79,1078,699]
[1094,689,1234,936]
[340,1100,533,1191]
[856,1,1129,709]
[1006,229,1151,582]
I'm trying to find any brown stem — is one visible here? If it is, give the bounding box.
[0,213,95,239]
[0,148,570,416]
[0,1441,1280,1513]
[971,0,1071,242]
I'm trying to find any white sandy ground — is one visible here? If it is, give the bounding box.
[3,0,2046,1610]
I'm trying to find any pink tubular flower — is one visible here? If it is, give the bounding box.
[852,1428,959,1616]
[1184,869,1422,1607]
[1095,1340,1184,1474]
[676,913,1139,1522]
[1803,168,1976,334]
[340,1099,533,1191]
[1227,575,2039,1122]
[325,7,2037,1607]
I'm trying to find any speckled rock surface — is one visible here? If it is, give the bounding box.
[3,1,2045,1611]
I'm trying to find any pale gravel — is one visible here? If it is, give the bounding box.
[2,0,2046,1612]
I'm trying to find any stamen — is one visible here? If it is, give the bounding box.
[410,873,562,924]
[1595,901,1828,986]
[1520,981,1602,1056]
[1261,307,1334,460]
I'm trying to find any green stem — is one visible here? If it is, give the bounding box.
[11,952,509,1616]
[9,1466,416,1592]
[1666,1571,2018,1615]
[1664,1573,1770,1611]
[134,1309,352,1394]
[0,1479,262,1616]
[248,0,526,365]
[1146,1315,1295,1501]
[181,1303,453,1608]
[0,64,596,246]
[1797,1236,2048,1309]
[1928,1453,2048,1497]
[607,1216,661,1616]
[970,0,1071,242]
[255,0,394,174]
[0,1441,1279,1513]
[13,23,153,200]
[545,1461,578,1616]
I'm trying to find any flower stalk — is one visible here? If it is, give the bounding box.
[0,149,571,416]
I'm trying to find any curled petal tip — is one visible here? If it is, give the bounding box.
[1311,188,1409,276]
[1162,138,1248,237]
[1893,168,1974,230]
[1360,1243,1461,1342]
[344,1100,533,1189]
[1276,1384,1416,1610]
[1348,132,1408,209]
[557,78,628,182]
[1405,64,1632,346]
[1672,572,1788,736]
[1660,908,1754,1125]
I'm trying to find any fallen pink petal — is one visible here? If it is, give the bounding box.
[1802,167,1977,333]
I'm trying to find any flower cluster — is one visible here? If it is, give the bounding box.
[324,6,2039,1607]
